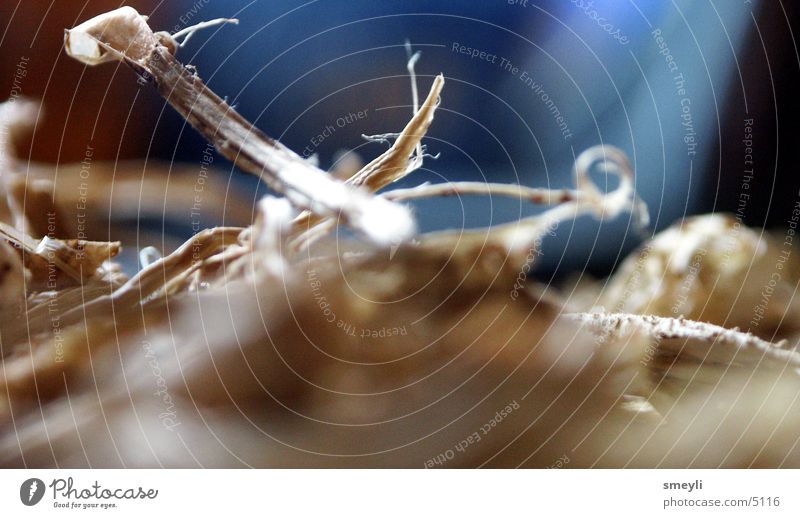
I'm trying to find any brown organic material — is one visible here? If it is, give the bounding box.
[0,7,798,469]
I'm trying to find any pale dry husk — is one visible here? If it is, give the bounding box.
[0,7,798,468]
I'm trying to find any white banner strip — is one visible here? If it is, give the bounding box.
[1,469,797,516]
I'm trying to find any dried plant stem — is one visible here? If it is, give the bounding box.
[348,81,443,192]
[408,145,649,259]
[48,227,241,335]
[569,312,800,410]
[65,7,415,248]
[171,18,239,47]
[287,74,445,249]
[383,182,580,204]
[0,222,109,284]
[568,312,797,364]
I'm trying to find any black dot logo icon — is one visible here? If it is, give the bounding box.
[20,478,45,506]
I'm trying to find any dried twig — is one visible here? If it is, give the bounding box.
[65,7,415,248]
[0,222,119,285]
[288,73,445,250]
[383,181,579,204]
[570,312,800,411]
[405,145,649,265]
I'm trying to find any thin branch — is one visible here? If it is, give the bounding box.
[383,182,580,204]
[347,74,444,192]
[288,73,445,250]
[171,18,239,47]
[64,7,415,248]
[405,41,423,164]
